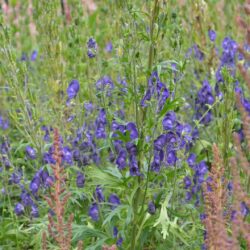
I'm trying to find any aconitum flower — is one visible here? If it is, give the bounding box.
[116,149,127,170]
[76,172,85,188]
[116,237,123,247]
[126,122,138,140]
[129,156,140,176]
[96,76,114,94]
[9,172,22,184]
[113,226,118,238]
[30,177,40,194]
[26,146,36,159]
[31,204,39,217]
[95,186,105,202]
[195,80,214,125]
[108,194,121,209]
[21,191,33,206]
[148,201,156,214]
[87,37,97,58]
[183,176,192,189]
[89,203,99,221]
[62,147,73,165]
[162,111,176,130]
[141,71,169,111]
[208,30,216,42]
[187,153,196,168]
[0,116,9,130]
[105,42,113,52]
[30,50,38,61]
[14,203,24,216]
[66,79,80,105]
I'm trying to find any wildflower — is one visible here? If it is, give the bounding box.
[66,79,80,105]
[30,50,38,61]
[183,176,192,189]
[31,204,39,217]
[30,177,40,194]
[96,76,114,94]
[129,155,140,176]
[20,191,33,206]
[126,122,138,140]
[9,172,22,184]
[148,201,156,214]
[105,42,113,52]
[116,149,127,170]
[187,153,196,168]
[62,146,73,165]
[113,226,118,238]
[162,111,176,130]
[76,172,85,188]
[108,194,121,209]
[14,203,24,216]
[116,237,123,247]
[87,37,97,58]
[89,203,99,221]
[208,30,216,42]
[26,146,36,159]
[95,186,105,202]
[0,116,9,130]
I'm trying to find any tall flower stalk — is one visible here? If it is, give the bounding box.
[43,128,74,250]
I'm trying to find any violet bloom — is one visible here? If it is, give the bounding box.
[126,122,138,140]
[14,203,24,216]
[116,149,127,170]
[30,177,40,194]
[20,191,33,206]
[116,237,123,247]
[183,176,192,189]
[148,201,156,214]
[89,203,99,221]
[30,50,38,61]
[87,37,97,58]
[62,147,73,165]
[95,185,105,202]
[0,116,9,130]
[187,153,196,168]
[66,79,80,105]
[162,111,176,130]
[76,172,85,188]
[26,146,36,159]
[105,42,113,52]
[31,204,39,217]
[96,76,114,94]
[208,30,216,42]
[108,194,121,209]
[154,134,167,151]
[129,156,140,176]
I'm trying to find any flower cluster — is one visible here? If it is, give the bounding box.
[194,80,215,125]
[141,71,169,112]
[151,111,196,172]
[87,37,97,58]
[183,153,208,205]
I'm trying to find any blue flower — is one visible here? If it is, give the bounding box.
[105,42,113,52]
[89,203,99,221]
[148,201,156,214]
[14,203,24,216]
[208,30,216,42]
[66,79,80,104]
[26,146,36,159]
[95,186,105,202]
[76,172,85,188]
[87,38,97,58]
[108,194,121,209]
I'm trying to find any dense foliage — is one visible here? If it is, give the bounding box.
[0,0,249,249]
